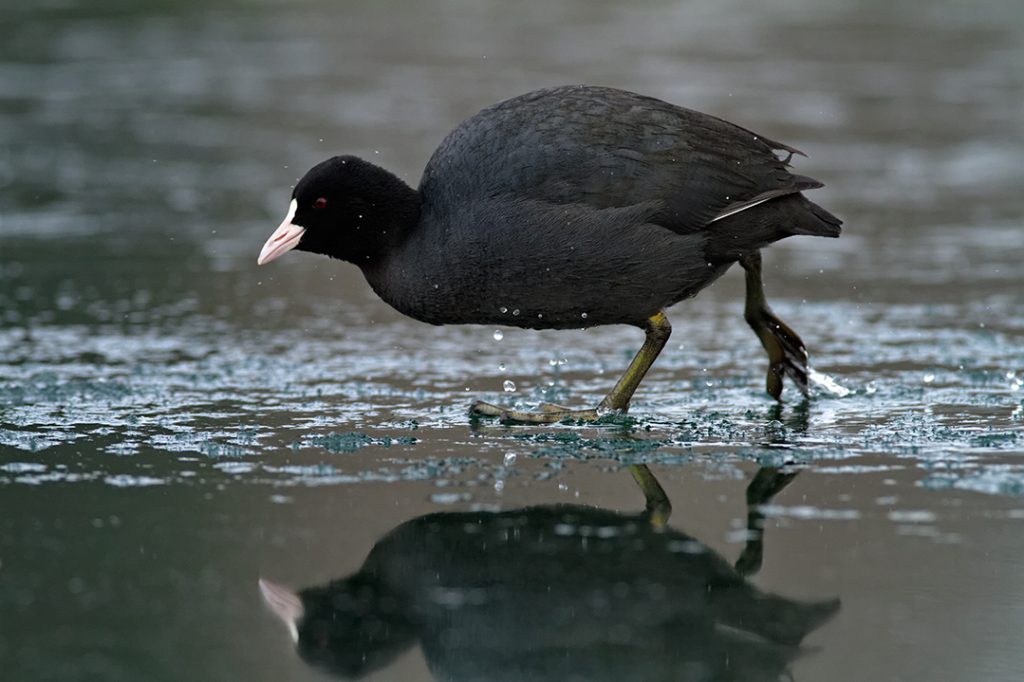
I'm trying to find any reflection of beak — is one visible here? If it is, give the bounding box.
[259,577,304,643]
[258,199,305,265]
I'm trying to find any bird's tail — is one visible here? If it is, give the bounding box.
[786,194,842,238]
[705,191,842,263]
[715,589,841,646]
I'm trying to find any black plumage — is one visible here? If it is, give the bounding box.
[260,468,840,681]
[259,85,841,418]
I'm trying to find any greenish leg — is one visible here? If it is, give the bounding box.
[470,311,672,424]
[734,466,800,577]
[740,251,810,400]
[628,463,796,560]
[629,463,672,528]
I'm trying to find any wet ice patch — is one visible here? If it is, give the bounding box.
[0,428,83,451]
[300,431,418,453]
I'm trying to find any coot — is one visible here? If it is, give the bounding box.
[258,85,841,423]
[260,465,839,680]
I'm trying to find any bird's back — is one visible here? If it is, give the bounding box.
[419,85,819,233]
[367,86,839,330]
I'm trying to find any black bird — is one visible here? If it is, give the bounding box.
[258,85,841,422]
[260,466,839,681]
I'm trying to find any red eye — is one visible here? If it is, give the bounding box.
[313,197,327,209]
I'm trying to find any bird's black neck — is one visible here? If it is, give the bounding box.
[300,162,422,267]
[355,178,422,264]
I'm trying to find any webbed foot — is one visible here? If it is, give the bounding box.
[748,307,809,400]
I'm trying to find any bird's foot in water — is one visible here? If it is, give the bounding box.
[469,401,603,424]
[747,307,809,400]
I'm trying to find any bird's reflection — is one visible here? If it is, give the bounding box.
[261,466,839,681]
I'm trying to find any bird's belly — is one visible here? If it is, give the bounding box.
[369,231,730,330]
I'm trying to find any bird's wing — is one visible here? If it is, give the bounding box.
[421,85,821,234]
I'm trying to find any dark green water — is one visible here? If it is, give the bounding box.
[2,0,1023,680]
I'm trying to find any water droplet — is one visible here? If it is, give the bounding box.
[493,330,503,341]
[580,312,588,319]
[503,453,516,466]
[494,479,505,492]
[548,358,558,366]
[512,309,520,316]
[503,380,516,392]
[499,306,508,314]
[497,363,506,373]
[558,483,568,492]
[923,373,935,383]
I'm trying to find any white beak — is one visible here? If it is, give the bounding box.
[257,199,305,265]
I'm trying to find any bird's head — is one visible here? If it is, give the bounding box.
[257,155,420,266]
[259,575,416,679]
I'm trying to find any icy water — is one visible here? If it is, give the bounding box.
[2,0,1024,680]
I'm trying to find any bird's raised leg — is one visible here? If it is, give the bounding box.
[470,311,672,424]
[740,251,809,400]
[734,466,800,577]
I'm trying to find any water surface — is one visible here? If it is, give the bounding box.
[2,0,1023,680]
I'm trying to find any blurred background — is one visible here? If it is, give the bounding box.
[1,0,1023,680]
